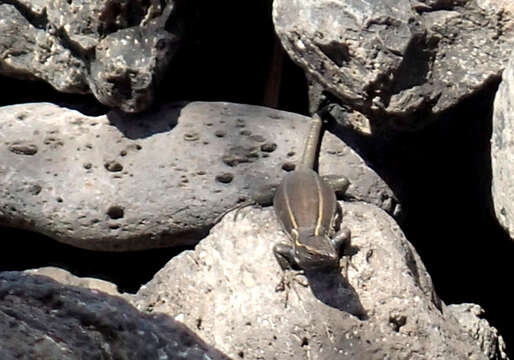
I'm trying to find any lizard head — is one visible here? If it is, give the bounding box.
[293,230,340,271]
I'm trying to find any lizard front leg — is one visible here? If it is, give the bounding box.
[333,226,355,280]
[331,227,351,257]
[330,201,353,278]
[273,242,308,307]
[273,242,297,270]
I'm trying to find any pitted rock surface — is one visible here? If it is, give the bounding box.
[492,49,514,241]
[273,0,514,131]
[132,203,498,360]
[0,0,182,112]
[0,271,230,360]
[0,101,398,251]
[449,303,508,360]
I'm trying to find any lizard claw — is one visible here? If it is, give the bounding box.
[275,270,307,308]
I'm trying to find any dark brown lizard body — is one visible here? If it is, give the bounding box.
[273,114,350,271]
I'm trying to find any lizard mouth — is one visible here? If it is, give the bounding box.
[296,250,339,271]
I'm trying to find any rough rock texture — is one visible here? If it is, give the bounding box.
[273,0,514,131]
[449,303,508,360]
[26,266,120,295]
[492,49,514,241]
[0,271,230,360]
[0,1,182,112]
[0,101,398,251]
[132,203,501,360]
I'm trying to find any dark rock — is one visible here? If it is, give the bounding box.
[273,0,514,131]
[0,1,184,112]
[0,270,230,360]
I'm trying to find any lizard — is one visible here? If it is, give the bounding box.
[273,113,351,272]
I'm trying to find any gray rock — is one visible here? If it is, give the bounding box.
[449,303,508,360]
[492,49,514,241]
[273,0,514,131]
[0,101,398,251]
[0,270,230,360]
[132,202,495,360]
[0,1,182,112]
[26,266,120,296]
[0,3,87,91]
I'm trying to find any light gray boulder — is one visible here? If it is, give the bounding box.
[132,203,504,360]
[0,101,398,250]
[273,0,514,131]
[449,303,508,360]
[492,49,514,241]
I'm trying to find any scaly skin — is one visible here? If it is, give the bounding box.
[273,114,350,272]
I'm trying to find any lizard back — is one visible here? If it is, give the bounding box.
[273,168,338,236]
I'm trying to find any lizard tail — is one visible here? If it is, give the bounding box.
[300,113,323,170]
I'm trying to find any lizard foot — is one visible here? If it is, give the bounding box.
[275,270,308,308]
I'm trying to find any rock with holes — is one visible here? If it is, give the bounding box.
[0,1,183,112]
[131,203,504,359]
[273,0,514,131]
[448,303,508,360]
[0,101,398,250]
[492,49,514,242]
[0,270,230,360]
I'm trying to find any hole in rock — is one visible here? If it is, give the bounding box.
[282,162,295,172]
[106,206,125,220]
[104,161,123,172]
[260,142,277,153]
[301,337,309,347]
[389,313,407,332]
[215,173,234,184]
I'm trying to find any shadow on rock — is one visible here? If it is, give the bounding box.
[305,268,367,320]
[107,102,188,139]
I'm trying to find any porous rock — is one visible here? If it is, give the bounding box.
[0,0,182,112]
[449,303,508,360]
[0,101,398,251]
[0,270,230,360]
[273,0,514,131]
[132,203,500,360]
[492,49,514,241]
